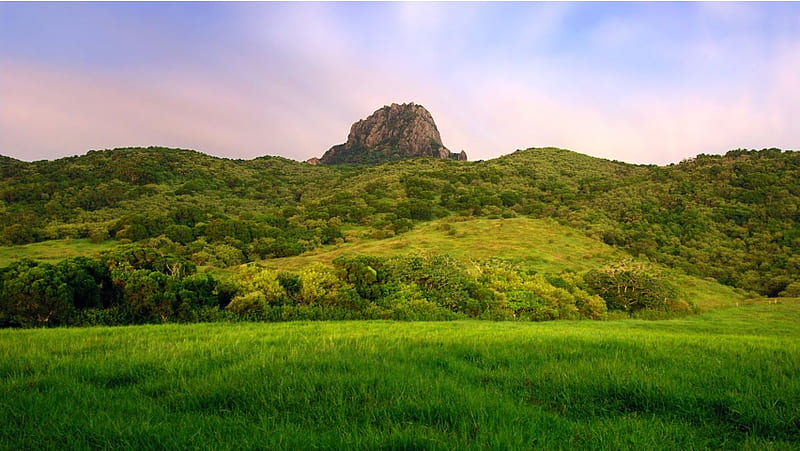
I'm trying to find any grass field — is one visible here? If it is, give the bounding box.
[0,238,116,267]
[1,300,798,449]
[268,217,623,273]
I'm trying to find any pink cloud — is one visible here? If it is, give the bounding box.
[2,26,797,166]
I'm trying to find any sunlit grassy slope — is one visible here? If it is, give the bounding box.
[257,217,748,310]
[323,217,617,272]
[1,301,797,449]
[0,238,116,267]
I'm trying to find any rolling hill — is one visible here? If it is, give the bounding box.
[0,145,797,326]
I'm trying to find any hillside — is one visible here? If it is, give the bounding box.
[0,145,798,326]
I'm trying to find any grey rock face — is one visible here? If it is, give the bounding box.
[319,103,466,164]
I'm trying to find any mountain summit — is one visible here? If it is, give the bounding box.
[316,103,467,165]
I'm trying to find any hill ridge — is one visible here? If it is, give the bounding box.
[1,145,798,297]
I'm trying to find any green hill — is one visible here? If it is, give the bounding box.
[1,146,797,326]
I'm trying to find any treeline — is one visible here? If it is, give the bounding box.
[0,246,690,328]
[0,248,230,328]
[1,146,799,297]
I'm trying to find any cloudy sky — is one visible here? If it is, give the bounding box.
[1,2,798,164]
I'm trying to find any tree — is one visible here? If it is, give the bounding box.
[584,261,678,312]
[55,257,110,310]
[0,260,74,327]
[333,255,384,300]
[231,267,286,307]
[298,264,344,306]
[164,224,194,245]
[1,223,40,245]
[116,269,182,323]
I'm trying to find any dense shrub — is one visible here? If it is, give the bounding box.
[385,254,494,315]
[779,282,800,298]
[0,260,74,327]
[477,260,605,320]
[584,261,682,312]
[0,251,695,328]
[1,223,41,245]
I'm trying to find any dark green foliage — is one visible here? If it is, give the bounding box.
[332,255,384,300]
[1,223,41,245]
[0,251,226,326]
[116,269,183,323]
[584,261,681,312]
[396,199,439,221]
[164,224,194,244]
[103,245,195,276]
[55,257,111,310]
[0,257,111,326]
[384,254,494,316]
[248,237,303,259]
[0,260,73,327]
[180,273,222,310]
[276,272,301,299]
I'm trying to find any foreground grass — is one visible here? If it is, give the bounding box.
[2,302,798,449]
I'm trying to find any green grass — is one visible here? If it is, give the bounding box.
[0,238,116,267]
[2,301,798,449]
[273,217,624,273]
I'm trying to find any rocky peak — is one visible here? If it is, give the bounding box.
[318,103,467,165]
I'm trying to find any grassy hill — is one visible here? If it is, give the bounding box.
[257,217,619,272]
[1,146,797,326]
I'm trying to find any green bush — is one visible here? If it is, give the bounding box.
[0,259,74,327]
[385,254,491,315]
[476,260,602,320]
[1,223,41,245]
[584,261,679,312]
[779,282,800,298]
[226,291,268,317]
[164,224,194,244]
[391,298,461,321]
[333,255,384,300]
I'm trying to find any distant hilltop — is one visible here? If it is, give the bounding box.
[310,103,467,165]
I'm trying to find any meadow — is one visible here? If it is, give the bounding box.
[0,238,115,268]
[1,301,798,449]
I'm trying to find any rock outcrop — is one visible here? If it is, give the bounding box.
[319,103,466,165]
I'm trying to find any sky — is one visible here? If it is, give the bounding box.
[1,2,799,165]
